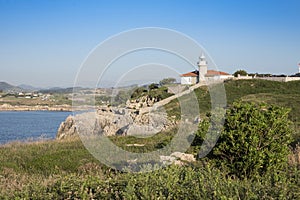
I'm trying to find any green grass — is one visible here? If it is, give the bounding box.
[0,139,299,199]
[163,79,300,142]
[109,128,177,153]
[0,139,100,176]
[0,93,72,106]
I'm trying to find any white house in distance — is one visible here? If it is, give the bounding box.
[180,53,233,85]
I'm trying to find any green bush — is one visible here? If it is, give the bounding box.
[159,77,176,86]
[233,69,248,77]
[130,87,147,99]
[148,83,159,90]
[212,101,293,179]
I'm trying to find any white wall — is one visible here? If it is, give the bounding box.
[235,75,253,80]
[219,75,234,79]
[199,67,207,82]
[181,77,192,84]
[181,76,198,84]
[256,77,300,82]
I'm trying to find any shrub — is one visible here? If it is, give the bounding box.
[130,87,147,99]
[159,77,176,86]
[233,69,248,77]
[212,101,293,179]
[148,83,159,90]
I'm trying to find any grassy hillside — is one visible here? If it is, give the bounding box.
[0,93,72,106]
[1,79,300,198]
[164,79,300,143]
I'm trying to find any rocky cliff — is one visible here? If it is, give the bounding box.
[56,106,175,140]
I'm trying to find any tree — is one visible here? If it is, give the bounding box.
[233,70,248,77]
[130,87,147,99]
[212,101,293,178]
[193,101,293,179]
[159,78,176,86]
[148,83,159,90]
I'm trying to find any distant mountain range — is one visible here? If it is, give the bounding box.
[0,82,23,92]
[0,81,136,93]
[38,87,84,94]
[18,84,43,91]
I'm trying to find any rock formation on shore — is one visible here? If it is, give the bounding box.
[56,106,175,140]
[56,115,77,140]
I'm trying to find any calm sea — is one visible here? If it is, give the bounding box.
[0,111,71,144]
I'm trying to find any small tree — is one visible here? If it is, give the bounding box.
[211,101,293,178]
[159,78,176,86]
[130,87,147,99]
[233,70,248,77]
[148,83,159,90]
[193,101,293,179]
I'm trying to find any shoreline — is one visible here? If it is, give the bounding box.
[0,103,72,112]
[0,103,97,112]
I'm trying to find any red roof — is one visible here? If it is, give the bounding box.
[180,71,198,77]
[180,70,231,77]
[206,70,230,76]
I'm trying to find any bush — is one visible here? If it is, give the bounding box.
[159,78,176,86]
[212,101,293,179]
[130,87,147,99]
[148,83,159,90]
[233,69,248,77]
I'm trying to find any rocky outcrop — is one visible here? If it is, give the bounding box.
[160,152,196,166]
[56,106,175,139]
[126,96,159,110]
[56,115,77,140]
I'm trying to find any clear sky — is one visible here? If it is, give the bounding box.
[0,0,300,87]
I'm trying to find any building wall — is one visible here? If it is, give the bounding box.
[286,77,300,82]
[220,75,234,79]
[180,76,198,85]
[199,66,207,82]
[234,75,253,80]
[256,77,300,82]
[204,75,234,82]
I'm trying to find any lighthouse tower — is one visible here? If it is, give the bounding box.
[197,53,208,82]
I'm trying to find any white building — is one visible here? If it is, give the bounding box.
[180,53,233,85]
[180,70,199,85]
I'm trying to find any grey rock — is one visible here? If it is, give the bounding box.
[56,115,77,140]
[56,105,175,139]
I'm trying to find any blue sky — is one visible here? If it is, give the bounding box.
[0,0,300,87]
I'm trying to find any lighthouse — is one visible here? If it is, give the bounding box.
[197,53,208,82]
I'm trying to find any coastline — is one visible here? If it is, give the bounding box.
[0,103,72,112]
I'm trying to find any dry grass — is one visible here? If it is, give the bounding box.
[289,144,300,166]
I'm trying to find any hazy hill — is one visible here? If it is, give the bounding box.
[18,84,42,91]
[38,87,85,94]
[0,82,22,92]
